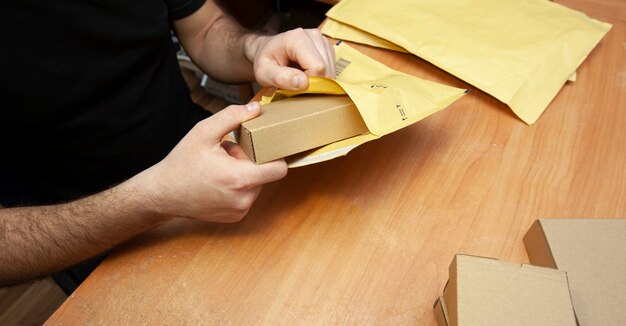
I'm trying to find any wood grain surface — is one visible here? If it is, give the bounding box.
[0,278,66,325]
[47,2,625,324]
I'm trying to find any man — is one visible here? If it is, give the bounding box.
[0,0,335,287]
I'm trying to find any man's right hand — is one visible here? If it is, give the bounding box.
[0,102,286,285]
[139,102,288,223]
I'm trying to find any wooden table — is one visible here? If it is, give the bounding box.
[48,2,625,324]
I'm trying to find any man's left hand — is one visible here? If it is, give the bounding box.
[245,28,336,91]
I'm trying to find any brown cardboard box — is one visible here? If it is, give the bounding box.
[435,254,576,326]
[238,95,368,164]
[524,219,626,326]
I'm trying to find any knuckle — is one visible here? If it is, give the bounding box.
[220,105,243,122]
[243,192,257,207]
[289,28,305,38]
[312,62,327,74]
[228,174,249,190]
[229,211,247,223]
[223,104,239,115]
[254,67,271,86]
[234,196,252,211]
[224,201,252,222]
[237,191,258,211]
[274,71,289,84]
[254,59,267,73]
[194,117,211,130]
[254,65,263,76]
[222,212,246,223]
[278,164,288,178]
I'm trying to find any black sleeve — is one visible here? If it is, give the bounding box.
[166,0,206,20]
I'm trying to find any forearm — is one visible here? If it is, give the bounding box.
[0,172,168,286]
[173,0,335,91]
[198,14,260,82]
[174,1,262,83]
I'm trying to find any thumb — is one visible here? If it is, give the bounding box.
[257,63,308,91]
[200,102,261,143]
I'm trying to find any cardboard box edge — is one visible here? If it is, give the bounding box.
[523,219,558,268]
[434,296,450,326]
[440,253,579,326]
[238,126,257,163]
[442,255,459,326]
[238,95,367,164]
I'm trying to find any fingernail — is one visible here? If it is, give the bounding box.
[245,102,259,112]
[292,75,305,89]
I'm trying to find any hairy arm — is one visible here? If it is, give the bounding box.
[0,103,287,286]
[0,171,167,286]
[173,0,336,90]
[172,0,256,83]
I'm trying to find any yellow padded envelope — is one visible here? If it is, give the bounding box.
[322,18,409,54]
[261,42,466,167]
[327,0,611,124]
[321,16,577,82]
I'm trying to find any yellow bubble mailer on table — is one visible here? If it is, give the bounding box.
[327,0,611,124]
[262,42,466,167]
[321,16,577,82]
[322,18,408,54]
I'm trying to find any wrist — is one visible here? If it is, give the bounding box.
[243,33,268,65]
[123,168,173,225]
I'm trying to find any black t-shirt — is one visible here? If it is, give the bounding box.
[0,0,210,206]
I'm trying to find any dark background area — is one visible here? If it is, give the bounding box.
[217,0,331,32]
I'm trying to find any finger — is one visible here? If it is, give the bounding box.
[198,102,261,142]
[323,38,336,78]
[237,158,289,188]
[222,140,251,161]
[255,28,332,90]
[255,59,309,90]
[235,186,263,220]
[219,186,262,223]
[243,187,262,207]
[305,29,335,78]
[294,33,329,77]
[305,30,331,75]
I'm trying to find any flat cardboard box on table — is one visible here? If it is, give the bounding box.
[524,219,626,325]
[238,95,368,164]
[435,254,576,326]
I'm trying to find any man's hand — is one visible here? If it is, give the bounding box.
[174,1,335,90]
[244,28,336,90]
[0,102,286,285]
[140,102,287,223]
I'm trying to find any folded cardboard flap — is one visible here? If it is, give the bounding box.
[523,219,626,326]
[435,254,576,326]
[433,297,450,326]
[523,220,558,269]
[238,95,368,164]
